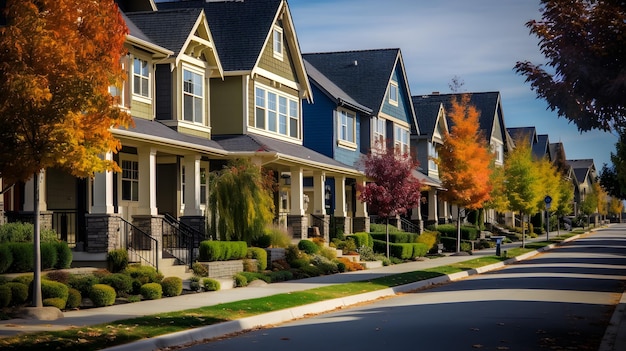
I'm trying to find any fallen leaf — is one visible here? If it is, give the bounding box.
[473,344,483,348]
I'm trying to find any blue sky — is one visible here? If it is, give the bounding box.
[288,0,617,170]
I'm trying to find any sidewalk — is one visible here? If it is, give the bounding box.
[0,229,623,351]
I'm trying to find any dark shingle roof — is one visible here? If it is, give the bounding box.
[304,59,371,114]
[213,134,360,172]
[302,49,400,114]
[414,92,502,142]
[411,98,442,137]
[567,159,595,183]
[158,0,282,71]
[533,134,550,159]
[125,8,202,55]
[507,127,537,148]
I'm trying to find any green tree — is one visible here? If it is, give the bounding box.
[213,159,275,245]
[437,94,493,252]
[514,0,626,132]
[504,139,543,247]
[601,129,626,200]
[0,0,129,307]
[555,177,574,233]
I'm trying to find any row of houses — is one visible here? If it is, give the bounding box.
[0,0,600,268]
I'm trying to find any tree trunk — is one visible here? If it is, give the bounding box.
[32,171,42,308]
[521,212,526,249]
[456,207,461,253]
[385,217,390,259]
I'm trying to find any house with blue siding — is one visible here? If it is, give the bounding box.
[302,48,420,231]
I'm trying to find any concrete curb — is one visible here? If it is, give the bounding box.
[104,241,572,351]
[598,291,626,351]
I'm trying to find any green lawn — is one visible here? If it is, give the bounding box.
[0,231,584,351]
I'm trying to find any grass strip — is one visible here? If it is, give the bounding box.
[0,233,580,351]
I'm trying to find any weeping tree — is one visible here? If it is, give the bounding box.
[211,159,276,244]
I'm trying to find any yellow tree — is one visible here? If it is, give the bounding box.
[536,157,561,239]
[555,177,574,234]
[437,94,493,252]
[0,0,129,308]
[609,197,624,222]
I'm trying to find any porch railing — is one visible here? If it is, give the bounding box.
[51,210,77,247]
[399,217,420,233]
[162,213,204,268]
[119,217,158,271]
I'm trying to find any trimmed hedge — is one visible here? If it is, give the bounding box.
[0,244,12,273]
[373,240,429,259]
[297,240,319,254]
[123,265,163,284]
[5,282,29,306]
[41,279,69,302]
[107,249,128,273]
[100,273,133,297]
[247,247,267,271]
[0,285,11,308]
[431,224,479,241]
[41,243,58,270]
[370,232,419,244]
[55,242,72,269]
[348,232,374,248]
[161,277,183,297]
[202,278,221,291]
[68,274,99,296]
[0,241,72,273]
[90,284,116,307]
[43,297,66,310]
[140,282,162,300]
[8,243,33,272]
[65,288,82,309]
[199,241,248,261]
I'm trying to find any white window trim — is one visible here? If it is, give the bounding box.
[253,82,300,141]
[428,142,439,171]
[120,156,139,203]
[373,117,386,148]
[182,65,206,125]
[131,55,152,105]
[388,81,399,106]
[337,108,357,150]
[272,26,284,61]
[394,125,410,154]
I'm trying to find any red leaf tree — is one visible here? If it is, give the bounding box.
[358,142,422,257]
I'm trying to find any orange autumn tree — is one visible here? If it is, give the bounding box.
[437,94,493,252]
[0,0,130,308]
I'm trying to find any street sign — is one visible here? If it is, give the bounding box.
[545,195,552,210]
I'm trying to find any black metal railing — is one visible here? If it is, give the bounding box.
[162,213,204,268]
[399,217,420,233]
[51,210,77,247]
[119,217,158,271]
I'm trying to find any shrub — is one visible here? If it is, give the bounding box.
[140,283,162,300]
[331,237,357,254]
[357,246,377,261]
[289,257,310,269]
[100,273,133,296]
[416,230,438,252]
[337,257,364,272]
[41,279,69,302]
[44,270,71,284]
[318,246,337,261]
[369,223,404,234]
[242,258,258,272]
[349,232,373,248]
[5,282,29,306]
[189,276,201,292]
[123,265,163,284]
[247,247,268,271]
[65,288,81,309]
[192,262,209,277]
[240,271,271,284]
[199,241,248,261]
[12,274,33,285]
[411,243,429,258]
[55,242,72,269]
[252,234,272,248]
[296,265,322,278]
[310,255,338,274]
[0,244,12,273]
[335,260,346,273]
[370,232,418,244]
[127,295,142,303]
[161,277,183,297]
[8,243,33,272]
[432,224,479,241]
[199,241,223,261]
[89,284,116,307]
[298,240,319,254]
[68,274,99,296]
[107,249,128,273]
[285,244,304,263]
[0,222,34,243]
[233,273,248,287]
[268,270,293,282]
[264,224,291,248]
[271,259,291,271]
[202,278,221,291]
[40,242,58,270]
[0,285,11,308]
[43,297,66,310]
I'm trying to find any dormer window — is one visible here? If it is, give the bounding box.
[388,81,399,106]
[273,26,284,60]
[183,68,204,124]
[132,57,150,99]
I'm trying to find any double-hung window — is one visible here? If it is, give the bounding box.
[394,125,410,155]
[373,117,386,147]
[428,142,439,171]
[338,109,356,144]
[121,160,139,201]
[255,85,299,139]
[133,58,150,99]
[183,69,204,124]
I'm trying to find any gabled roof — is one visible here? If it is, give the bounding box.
[507,127,537,148]
[122,12,174,57]
[415,92,506,145]
[412,98,445,137]
[212,134,363,175]
[302,49,403,116]
[567,159,596,184]
[304,60,371,115]
[533,134,550,160]
[125,9,201,56]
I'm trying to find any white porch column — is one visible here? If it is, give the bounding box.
[92,152,115,214]
[183,155,202,216]
[312,171,326,216]
[355,178,368,217]
[334,176,347,217]
[290,166,304,216]
[137,147,157,216]
[24,170,47,212]
[428,191,438,222]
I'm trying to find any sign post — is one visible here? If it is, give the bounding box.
[544,195,552,240]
